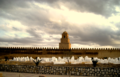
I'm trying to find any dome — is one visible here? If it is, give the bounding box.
[62,31,68,34]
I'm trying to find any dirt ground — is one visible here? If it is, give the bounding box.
[0,72,94,77]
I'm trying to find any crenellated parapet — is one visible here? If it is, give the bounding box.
[0,47,120,58]
[0,47,60,50]
[69,48,120,51]
[0,47,120,51]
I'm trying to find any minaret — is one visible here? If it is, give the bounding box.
[59,31,71,49]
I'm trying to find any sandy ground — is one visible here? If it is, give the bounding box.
[0,72,96,77]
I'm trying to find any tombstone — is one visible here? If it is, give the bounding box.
[85,56,91,62]
[49,58,52,62]
[30,57,33,61]
[58,57,62,61]
[78,57,84,63]
[113,58,120,64]
[109,58,114,63]
[54,58,57,62]
[85,56,92,64]
[104,59,108,64]
[99,59,104,64]
[71,56,75,62]
[16,58,18,61]
[94,57,98,61]
[13,57,16,61]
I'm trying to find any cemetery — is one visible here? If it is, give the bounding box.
[0,56,120,76]
[4,56,120,65]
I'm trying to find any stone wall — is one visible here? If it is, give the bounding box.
[0,47,120,58]
[0,64,120,77]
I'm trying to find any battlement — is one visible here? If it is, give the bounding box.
[0,47,120,58]
[0,47,120,51]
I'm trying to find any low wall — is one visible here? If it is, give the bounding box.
[0,64,120,77]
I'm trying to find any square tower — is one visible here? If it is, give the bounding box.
[59,31,71,49]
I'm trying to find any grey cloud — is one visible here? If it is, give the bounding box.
[35,0,120,17]
[37,19,120,47]
[12,27,21,31]
[27,29,40,38]
[0,37,59,47]
[0,11,16,20]
[40,21,119,47]
[34,0,61,8]
[42,20,73,34]
[0,37,42,44]
[0,6,51,28]
[0,0,30,10]
[69,26,120,47]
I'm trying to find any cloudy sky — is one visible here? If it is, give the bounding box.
[0,0,120,48]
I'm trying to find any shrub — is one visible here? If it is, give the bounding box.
[33,59,42,66]
[92,60,98,67]
[4,57,9,61]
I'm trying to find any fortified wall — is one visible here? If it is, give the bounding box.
[0,47,120,58]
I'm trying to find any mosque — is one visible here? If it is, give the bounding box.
[0,31,120,58]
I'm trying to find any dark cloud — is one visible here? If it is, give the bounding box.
[0,8,50,27]
[0,37,58,47]
[35,0,120,17]
[0,0,30,10]
[34,0,61,8]
[39,20,120,47]
[69,26,120,47]
[0,11,16,20]
[64,0,114,17]
[0,37,42,44]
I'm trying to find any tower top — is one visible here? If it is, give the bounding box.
[59,31,71,49]
[62,31,68,34]
[62,31,69,38]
